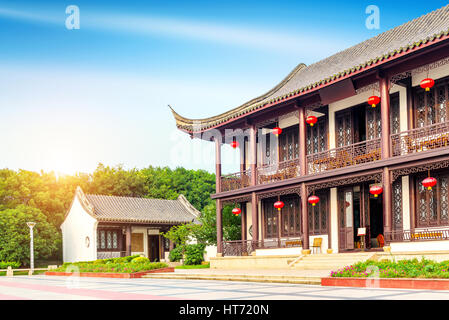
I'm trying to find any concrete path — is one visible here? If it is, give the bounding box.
[2,275,449,300]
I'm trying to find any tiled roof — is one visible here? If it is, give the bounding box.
[85,193,200,224]
[172,4,449,133]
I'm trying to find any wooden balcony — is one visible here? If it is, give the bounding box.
[257,158,300,185]
[220,170,251,192]
[391,121,449,157]
[307,138,381,175]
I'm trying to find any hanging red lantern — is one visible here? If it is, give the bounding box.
[272,127,282,136]
[308,195,320,206]
[367,95,381,108]
[306,116,318,127]
[232,208,241,216]
[420,78,435,92]
[369,185,383,198]
[274,201,284,211]
[230,140,239,149]
[422,177,437,190]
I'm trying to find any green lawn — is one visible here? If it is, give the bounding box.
[0,270,46,276]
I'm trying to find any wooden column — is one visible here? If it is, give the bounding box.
[277,207,282,247]
[251,192,259,243]
[298,106,307,176]
[383,167,392,235]
[216,199,223,255]
[240,138,246,174]
[241,202,247,241]
[301,183,309,250]
[215,137,222,193]
[125,225,132,256]
[250,124,257,186]
[380,76,391,159]
[407,82,414,131]
[409,176,416,234]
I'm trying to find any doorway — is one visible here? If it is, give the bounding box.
[148,235,160,262]
[338,184,384,251]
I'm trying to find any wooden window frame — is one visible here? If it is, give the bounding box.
[97,228,121,251]
[413,77,449,128]
[308,191,329,235]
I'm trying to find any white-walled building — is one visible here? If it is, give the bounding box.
[61,187,200,263]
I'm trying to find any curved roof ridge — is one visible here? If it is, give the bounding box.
[171,4,449,133]
[170,62,307,126]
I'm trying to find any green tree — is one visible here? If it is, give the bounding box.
[0,205,60,266]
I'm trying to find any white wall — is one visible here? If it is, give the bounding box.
[131,226,150,257]
[402,176,411,231]
[391,240,449,253]
[204,245,217,260]
[309,235,328,254]
[330,187,339,253]
[412,62,449,87]
[61,195,98,263]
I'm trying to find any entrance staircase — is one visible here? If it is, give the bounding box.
[289,252,377,270]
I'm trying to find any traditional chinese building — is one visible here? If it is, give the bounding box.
[61,187,200,263]
[171,5,449,256]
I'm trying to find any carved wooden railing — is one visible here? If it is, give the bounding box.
[222,237,303,256]
[257,158,300,185]
[307,138,381,175]
[220,170,251,192]
[391,121,449,157]
[97,251,127,259]
[385,229,449,244]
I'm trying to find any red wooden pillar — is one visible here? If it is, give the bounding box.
[250,124,257,186]
[301,183,309,250]
[126,225,132,256]
[380,76,391,159]
[383,167,392,235]
[251,192,259,243]
[216,199,223,255]
[215,137,222,193]
[298,106,307,176]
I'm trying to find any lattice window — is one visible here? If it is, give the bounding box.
[416,174,449,227]
[97,229,120,250]
[390,94,400,135]
[366,105,381,140]
[307,116,327,155]
[308,191,329,235]
[336,111,352,147]
[414,78,449,128]
[279,126,299,162]
[263,196,300,238]
[392,179,403,230]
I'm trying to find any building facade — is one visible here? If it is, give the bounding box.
[171,5,449,256]
[61,187,200,262]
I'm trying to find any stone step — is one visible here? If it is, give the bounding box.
[142,273,322,285]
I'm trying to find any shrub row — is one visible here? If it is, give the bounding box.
[55,261,168,273]
[0,261,21,269]
[330,258,449,279]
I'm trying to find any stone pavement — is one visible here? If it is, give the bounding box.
[2,275,449,300]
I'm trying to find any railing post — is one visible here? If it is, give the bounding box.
[301,183,309,250]
[216,199,223,256]
[383,167,392,236]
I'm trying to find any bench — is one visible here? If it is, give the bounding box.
[311,237,322,254]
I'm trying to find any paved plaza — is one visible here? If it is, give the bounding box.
[1,275,449,300]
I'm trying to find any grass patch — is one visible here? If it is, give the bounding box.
[330,257,449,279]
[0,270,46,276]
[176,262,210,269]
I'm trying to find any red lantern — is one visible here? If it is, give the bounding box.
[230,141,239,149]
[272,127,282,136]
[367,95,381,108]
[420,78,435,92]
[422,177,437,190]
[308,195,320,206]
[232,208,241,216]
[370,185,383,198]
[306,116,318,127]
[274,201,284,211]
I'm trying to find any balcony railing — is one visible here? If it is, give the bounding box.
[220,170,251,192]
[385,229,449,244]
[222,237,303,256]
[307,138,381,175]
[391,121,449,157]
[257,158,300,185]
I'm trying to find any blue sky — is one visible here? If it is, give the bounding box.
[0,0,447,175]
